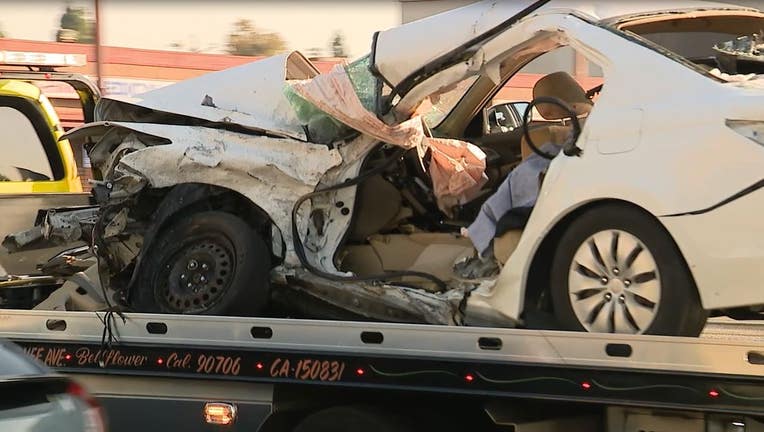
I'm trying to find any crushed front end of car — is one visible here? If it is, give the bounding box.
[3,49,490,325]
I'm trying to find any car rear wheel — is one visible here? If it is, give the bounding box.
[134,211,270,316]
[550,205,707,336]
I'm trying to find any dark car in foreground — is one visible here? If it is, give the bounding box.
[0,339,105,431]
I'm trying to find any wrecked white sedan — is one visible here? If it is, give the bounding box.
[9,0,764,336]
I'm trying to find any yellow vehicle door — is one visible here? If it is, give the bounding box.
[0,80,91,277]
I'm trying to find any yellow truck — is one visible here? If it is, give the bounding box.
[0,51,99,306]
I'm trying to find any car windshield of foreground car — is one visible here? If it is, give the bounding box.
[618,12,764,80]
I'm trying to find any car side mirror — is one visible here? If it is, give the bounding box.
[483,101,532,135]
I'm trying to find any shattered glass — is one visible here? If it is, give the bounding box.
[284,55,381,145]
[344,55,379,113]
[283,84,350,145]
[417,75,479,128]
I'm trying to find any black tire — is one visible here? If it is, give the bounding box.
[134,211,270,316]
[550,204,708,336]
[293,405,414,432]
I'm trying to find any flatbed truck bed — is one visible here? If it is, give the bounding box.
[0,309,762,431]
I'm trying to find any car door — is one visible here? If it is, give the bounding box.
[0,87,91,277]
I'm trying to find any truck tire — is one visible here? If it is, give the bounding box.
[293,405,414,432]
[550,204,707,336]
[134,211,270,316]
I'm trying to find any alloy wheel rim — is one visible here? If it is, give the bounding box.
[567,229,661,334]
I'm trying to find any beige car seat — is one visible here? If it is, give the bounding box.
[519,71,593,160]
[495,71,593,264]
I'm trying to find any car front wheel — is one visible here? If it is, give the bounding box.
[550,205,707,336]
[134,211,271,316]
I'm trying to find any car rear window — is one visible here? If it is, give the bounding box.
[622,14,764,79]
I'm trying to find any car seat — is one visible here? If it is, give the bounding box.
[494,71,593,264]
[519,71,593,160]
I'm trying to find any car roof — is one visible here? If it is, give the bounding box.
[543,0,758,23]
[372,0,760,93]
[0,79,42,101]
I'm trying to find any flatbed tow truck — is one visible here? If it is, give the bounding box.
[0,308,761,432]
[1,4,764,431]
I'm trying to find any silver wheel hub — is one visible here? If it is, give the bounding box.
[567,230,661,334]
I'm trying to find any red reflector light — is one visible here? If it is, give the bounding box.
[464,374,474,383]
[581,382,592,390]
[44,73,52,79]
[356,368,365,376]
[64,354,72,361]
[67,382,106,432]
[156,358,164,365]
[256,362,264,370]
[709,389,720,398]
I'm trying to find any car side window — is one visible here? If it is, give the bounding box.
[0,105,54,182]
[510,102,530,122]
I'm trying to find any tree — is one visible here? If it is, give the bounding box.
[57,4,95,43]
[226,19,287,57]
[0,23,6,39]
[330,31,348,58]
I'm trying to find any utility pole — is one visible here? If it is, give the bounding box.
[94,0,104,93]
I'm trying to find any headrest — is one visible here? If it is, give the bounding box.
[532,71,593,120]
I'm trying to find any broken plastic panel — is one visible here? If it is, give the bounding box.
[713,32,764,75]
[714,32,764,60]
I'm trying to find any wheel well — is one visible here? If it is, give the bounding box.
[522,199,696,317]
[257,385,503,432]
[149,183,284,266]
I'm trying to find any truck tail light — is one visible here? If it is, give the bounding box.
[67,382,106,432]
[726,119,764,146]
[204,402,237,425]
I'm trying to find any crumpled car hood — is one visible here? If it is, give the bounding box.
[93,51,320,141]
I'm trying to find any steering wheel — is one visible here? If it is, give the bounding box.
[521,96,583,160]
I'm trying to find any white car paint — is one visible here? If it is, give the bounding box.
[371,0,756,98]
[453,6,764,322]
[66,121,343,265]
[51,0,764,330]
[95,51,320,141]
